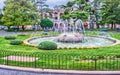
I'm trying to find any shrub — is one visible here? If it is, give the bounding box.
[5,36,16,40]
[38,41,57,50]
[10,39,23,45]
[80,56,87,60]
[6,28,14,32]
[18,34,26,36]
[116,55,120,58]
[42,32,48,35]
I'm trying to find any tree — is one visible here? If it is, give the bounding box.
[72,10,89,20]
[100,0,120,29]
[0,14,3,25]
[36,0,48,19]
[1,0,37,31]
[40,18,53,31]
[61,0,91,21]
[74,0,92,11]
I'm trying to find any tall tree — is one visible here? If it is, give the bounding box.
[0,14,3,25]
[100,0,120,29]
[1,0,37,30]
[61,0,91,21]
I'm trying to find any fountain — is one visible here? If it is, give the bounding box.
[56,18,85,43]
[24,19,120,49]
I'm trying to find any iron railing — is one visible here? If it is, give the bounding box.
[0,51,120,70]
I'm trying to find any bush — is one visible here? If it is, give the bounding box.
[42,32,48,35]
[6,28,14,32]
[18,34,26,36]
[38,41,57,50]
[5,36,16,40]
[10,39,23,45]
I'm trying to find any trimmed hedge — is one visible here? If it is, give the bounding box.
[10,39,23,45]
[18,34,26,36]
[5,36,16,40]
[38,41,57,50]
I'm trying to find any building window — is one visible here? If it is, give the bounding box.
[55,17,58,20]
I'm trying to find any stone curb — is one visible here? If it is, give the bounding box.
[24,36,120,49]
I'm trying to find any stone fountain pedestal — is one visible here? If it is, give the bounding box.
[56,33,84,43]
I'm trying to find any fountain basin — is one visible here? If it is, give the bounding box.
[24,36,120,49]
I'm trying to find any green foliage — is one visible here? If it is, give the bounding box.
[61,0,91,21]
[42,32,48,35]
[61,11,89,21]
[61,14,70,20]
[5,36,16,40]
[66,1,75,7]
[1,0,37,27]
[72,11,89,20]
[40,18,53,28]
[100,0,120,25]
[0,14,3,25]
[10,39,23,45]
[6,28,14,32]
[37,41,57,50]
[18,34,26,36]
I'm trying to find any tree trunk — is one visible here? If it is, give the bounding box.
[7,26,10,30]
[22,25,25,31]
[111,22,114,30]
[96,25,100,29]
[113,24,116,30]
[17,26,19,31]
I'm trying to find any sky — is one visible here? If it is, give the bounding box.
[0,0,73,9]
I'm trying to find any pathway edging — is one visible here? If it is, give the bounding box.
[0,65,120,74]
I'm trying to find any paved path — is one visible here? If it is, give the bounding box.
[0,30,30,36]
[1,68,120,75]
[0,68,73,75]
[0,65,120,75]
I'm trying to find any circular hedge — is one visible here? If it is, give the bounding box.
[37,41,57,50]
[5,36,16,40]
[10,39,23,45]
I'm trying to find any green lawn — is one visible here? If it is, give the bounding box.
[0,31,120,70]
[0,31,120,55]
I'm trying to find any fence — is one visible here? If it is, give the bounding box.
[0,51,120,71]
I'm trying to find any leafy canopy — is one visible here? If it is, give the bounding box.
[1,0,37,26]
[40,18,53,28]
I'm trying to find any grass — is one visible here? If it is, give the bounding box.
[0,31,120,70]
[0,31,120,55]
